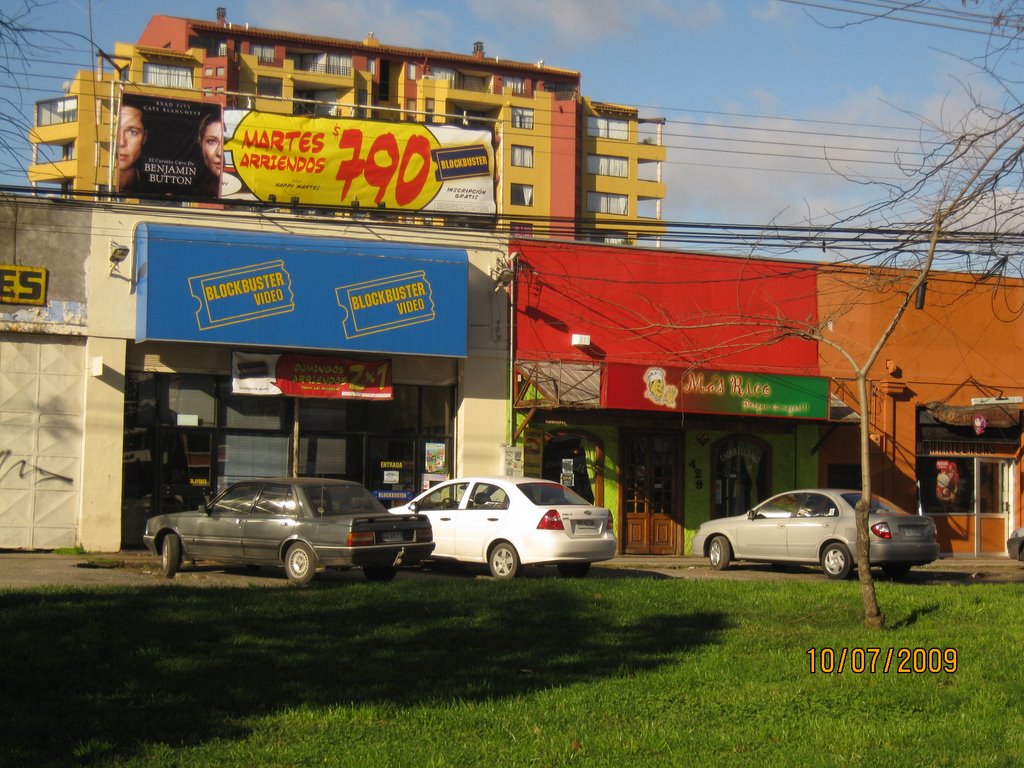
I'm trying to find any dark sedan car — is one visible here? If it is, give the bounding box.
[143,478,434,585]
[1009,525,1024,563]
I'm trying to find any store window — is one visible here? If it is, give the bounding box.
[711,435,771,519]
[122,371,456,541]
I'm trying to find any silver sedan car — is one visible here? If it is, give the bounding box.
[691,489,939,579]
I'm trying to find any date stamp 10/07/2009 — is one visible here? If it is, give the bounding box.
[806,647,958,674]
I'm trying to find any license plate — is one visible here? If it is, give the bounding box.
[900,526,923,538]
[575,519,596,529]
[381,531,404,543]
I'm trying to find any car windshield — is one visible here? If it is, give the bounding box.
[839,493,910,516]
[518,482,590,506]
[309,484,387,516]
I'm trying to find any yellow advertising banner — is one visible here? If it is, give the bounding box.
[222,110,495,214]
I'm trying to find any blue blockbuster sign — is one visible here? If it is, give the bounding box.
[135,224,468,356]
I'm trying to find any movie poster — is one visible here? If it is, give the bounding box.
[116,94,224,198]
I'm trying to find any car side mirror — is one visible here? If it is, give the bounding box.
[407,501,419,513]
[199,503,209,515]
[747,509,756,519]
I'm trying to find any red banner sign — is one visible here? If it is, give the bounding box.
[232,352,392,399]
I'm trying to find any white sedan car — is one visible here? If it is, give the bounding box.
[390,477,617,578]
[691,488,939,579]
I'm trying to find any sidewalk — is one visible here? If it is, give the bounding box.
[0,549,1020,588]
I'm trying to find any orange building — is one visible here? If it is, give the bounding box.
[815,265,1024,556]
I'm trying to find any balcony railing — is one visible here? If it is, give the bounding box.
[293,61,353,77]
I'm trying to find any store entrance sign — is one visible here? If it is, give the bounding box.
[603,363,829,420]
[135,224,468,356]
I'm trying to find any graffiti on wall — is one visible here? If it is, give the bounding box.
[0,449,74,486]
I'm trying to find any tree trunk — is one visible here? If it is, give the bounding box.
[856,374,884,629]
[855,498,884,628]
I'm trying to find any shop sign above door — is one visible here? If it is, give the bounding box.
[135,224,468,356]
[603,363,829,420]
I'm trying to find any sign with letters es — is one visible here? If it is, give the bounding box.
[0,265,48,306]
[135,224,468,356]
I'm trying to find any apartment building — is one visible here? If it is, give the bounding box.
[28,8,665,244]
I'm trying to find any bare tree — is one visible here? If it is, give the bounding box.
[0,1,50,182]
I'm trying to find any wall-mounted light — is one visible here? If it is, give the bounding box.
[571,333,591,348]
[490,255,516,294]
[109,241,130,275]
[914,281,927,309]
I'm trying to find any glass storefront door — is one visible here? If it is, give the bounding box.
[977,460,1011,555]
[159,430,215,515]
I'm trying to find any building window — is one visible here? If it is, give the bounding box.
[36,97,77,127]
[511,107,534,130]
[511,145,534,168]
[587,154,628,178]
[510,183,534,206]
[327,54,352,76]
[588,116,629,140]
[257,77,283,98]
[504,76,525,95]
[588,192,627,215]
[142,62,193,88]
[429,66,456,84]
[425,98,435,123]
[407,63,417,80]
[251,43,276,63]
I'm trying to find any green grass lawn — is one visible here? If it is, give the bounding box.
[2,574,1021,767]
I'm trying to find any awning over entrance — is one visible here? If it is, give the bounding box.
[514,361,602,409]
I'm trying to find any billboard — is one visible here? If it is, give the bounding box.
[219,110,495,214]
[116,94,223,197]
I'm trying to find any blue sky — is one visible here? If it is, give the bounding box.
[3,0,1005,228]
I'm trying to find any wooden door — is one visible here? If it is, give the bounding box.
[622,433,679,555]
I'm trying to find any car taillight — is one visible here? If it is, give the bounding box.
[347,531,375,546]
[415,526,432,542]
[870,522,892,539]
[537,510,564,530]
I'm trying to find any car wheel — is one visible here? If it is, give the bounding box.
[708,535,732,570]
[160,533,182,579]
[488,541,520,579]
[557,563,591,578]
[821,542,853,580]
[881,563,911,579]
[283,542,317,586]
[364,565,398,582]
